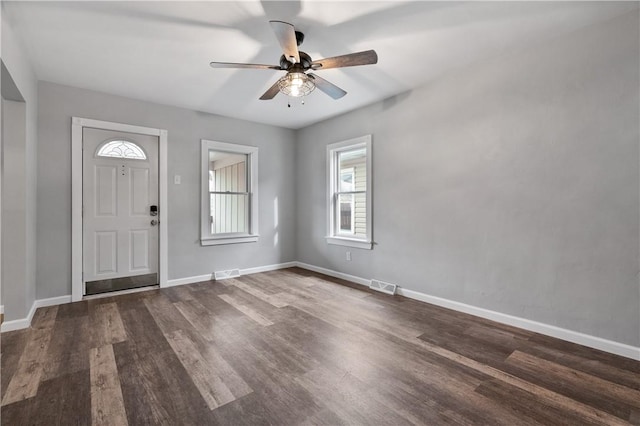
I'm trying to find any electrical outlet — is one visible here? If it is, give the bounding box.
[346,251,351,261]
[174,175,181,184]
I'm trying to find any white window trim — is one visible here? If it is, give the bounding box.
[201,139,259,246]
[326,135,373,250]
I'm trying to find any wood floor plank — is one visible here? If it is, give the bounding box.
[519,342,640,391]
[2,369,91,425]
[113,341,213,425]
[218,293,274,326]
[527,332,640,374]
[227,278,288,308]
[31,305,59,329]
[90,344,128,425]
[165,329,252,410]
[475,378,609,426]
[116,302,172,355]
[90,302,127,348]
[210,391,300,426]
[209,335,327,424]
[143,292,194,334]
[238,274,284,295]
[410,337,631,425]
[505,350,640,418]
[294,367,414,426]
[178,301,327,423]
[162,285,198,303]
[223,285,291,324]
[2,308,57,405]
[1,330,29,401]
[55,300,89,319]
[174,298,247,343]
[41,315,91,381]
[0,395,35,425]
[113,342,179,425]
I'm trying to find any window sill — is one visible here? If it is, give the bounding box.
[326,236,373,250]
[201,235,259,246]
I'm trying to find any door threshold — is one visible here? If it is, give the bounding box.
[83,284,159,301]
[85,273,158,296]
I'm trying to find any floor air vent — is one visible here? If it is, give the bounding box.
[214,269,241,280]
[370,279,397,295]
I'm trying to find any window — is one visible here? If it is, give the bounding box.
[96,139,147,159]
[201,140,258,245]
[339,167,355,234]
[327,135,372,249]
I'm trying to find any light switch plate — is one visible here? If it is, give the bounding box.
[174,175,181,184]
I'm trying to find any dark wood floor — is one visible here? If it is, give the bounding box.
[2,267,639,425]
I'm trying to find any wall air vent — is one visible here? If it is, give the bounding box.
[214,269,241,280]
[369,279,397,295]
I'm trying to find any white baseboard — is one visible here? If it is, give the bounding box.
[241,261,297,276]
[294,263,640,361]
[34,295,72,309]
[0,304,4,314]
[295,262,371,287]
[166,273,214,287]
[165,261,298,288]
[1,313,32,332]
[1,295,71,333]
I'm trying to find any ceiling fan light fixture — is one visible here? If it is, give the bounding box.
[278,71,315,97]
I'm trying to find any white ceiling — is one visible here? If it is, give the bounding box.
[3,1,637,129]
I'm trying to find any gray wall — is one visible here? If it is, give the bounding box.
[2,99,28,321]
[37,82,296,299]
[1,8,39,322]
[295,12,640,346]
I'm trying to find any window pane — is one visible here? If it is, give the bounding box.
[209,151,248,193]
[337,193,354,234]
[353,192,367,237]
[339,148,366,192]
[340,169,354,192]
[208,150,249,235]
[210,193,248,234]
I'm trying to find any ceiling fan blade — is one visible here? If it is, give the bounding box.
[308,73,346,100]
[210,62,281,70]
[269,20,300,64]
[310,50,378,70]
[259,80,281,100]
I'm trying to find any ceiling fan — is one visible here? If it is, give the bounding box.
[210,21,378,102]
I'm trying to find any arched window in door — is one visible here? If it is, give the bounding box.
[96,139,147,160]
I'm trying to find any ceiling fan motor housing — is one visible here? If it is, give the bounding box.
[279,51,313,70]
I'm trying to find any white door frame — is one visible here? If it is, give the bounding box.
[71,117,168,302]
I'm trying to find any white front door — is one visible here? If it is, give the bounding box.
[82,128,159,291]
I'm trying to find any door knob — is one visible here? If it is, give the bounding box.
[151,219,159,226]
